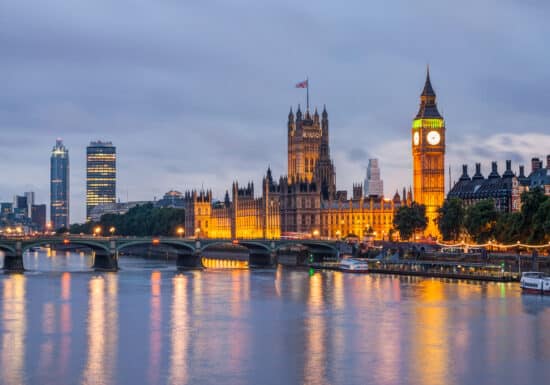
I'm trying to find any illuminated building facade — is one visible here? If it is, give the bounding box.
[182,105,406,240]
[86,141,116,221]
[412,69,446,237]
[183,170,280,239]
[50,139,70,229]
[288,106,336,200]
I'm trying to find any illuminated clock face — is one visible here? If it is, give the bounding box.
[427,131,441,145]
[413,132,419,146]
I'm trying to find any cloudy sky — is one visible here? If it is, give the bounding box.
[1,0,549,222]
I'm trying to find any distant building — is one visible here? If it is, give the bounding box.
[88,201,150,222]
[1,202,13,216]
[31,204,47,232]
[528,155,550,196]
[364,159,384,198]
[14,195,28,217]
[51,139,70,230]
[156,190,185,209]
[447,161,521,212]
[24,192,35,218]
[86,141,116,220]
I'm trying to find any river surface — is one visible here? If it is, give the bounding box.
[1,250,550,385]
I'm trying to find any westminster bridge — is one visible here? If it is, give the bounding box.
[0,236,342,272]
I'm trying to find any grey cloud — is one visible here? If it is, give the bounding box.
[1,0,549,221]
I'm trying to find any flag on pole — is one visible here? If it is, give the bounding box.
[295,80,308,88]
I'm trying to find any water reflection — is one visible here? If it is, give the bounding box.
[81,274,118,385]
[169,274,188,385]
[1,275,27,385]
[1,254,550,385]
[304,273,327,385]
[148,271,162,385]
[410,280,452,385]
[59,272,72,379]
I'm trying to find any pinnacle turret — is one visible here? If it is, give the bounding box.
[415,66,442,119]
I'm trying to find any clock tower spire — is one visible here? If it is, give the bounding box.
[412,67,446,238]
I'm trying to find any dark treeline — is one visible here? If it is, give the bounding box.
[437,188,550,244]
[68,203,185,237]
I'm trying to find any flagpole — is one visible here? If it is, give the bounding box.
[306,77,309,111]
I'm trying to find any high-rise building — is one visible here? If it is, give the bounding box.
[31,204,47,232]
[51,139,70,230]
[14,195,28,217]
[364,159,384,198]
[86,141,116,220]
[24,192,35,218]
[411,68,446,237]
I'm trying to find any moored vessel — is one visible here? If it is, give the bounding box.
[339,257,369,273]
[520,272,550,295]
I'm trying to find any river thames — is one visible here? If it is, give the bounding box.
[1,250,550,385]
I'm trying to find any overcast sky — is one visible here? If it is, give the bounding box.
[1,0,549,223]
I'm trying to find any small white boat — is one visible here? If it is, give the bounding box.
[339,258,369,273]
[520,272,550,295]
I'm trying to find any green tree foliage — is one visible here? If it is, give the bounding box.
[393,203,427,241]
[464,200,498,243]
[518,188,548,244]
[69,204,185,236]
[493,212,521,243]
[437,198,465,241]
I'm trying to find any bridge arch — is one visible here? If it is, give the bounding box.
[276,240,339,253]
[117,239,195,254]
[199,240,272,253]
[22,239,110,254]
[0,243,16,255]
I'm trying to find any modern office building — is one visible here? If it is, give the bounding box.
[24,192,35,218]
[86,141,116,220]
[50,139,70,230]
[14,195,28,217]
[31,204,47,232]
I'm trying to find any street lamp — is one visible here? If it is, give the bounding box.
[94,226,102,237]
[109,227,116,236]
[312,229,319,239]
[195,228,200,239]
[177,227,185,238]
[335,230,341,239]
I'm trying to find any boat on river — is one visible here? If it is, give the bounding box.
[339,257,369,273]
[520,272,550,295]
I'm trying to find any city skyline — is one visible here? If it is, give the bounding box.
[1,1,550,223]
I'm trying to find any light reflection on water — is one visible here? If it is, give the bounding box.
[0,252,549,385]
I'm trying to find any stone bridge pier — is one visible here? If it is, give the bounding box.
[2,241,24,272]
[175,240,203,270]
[92,240,119,271]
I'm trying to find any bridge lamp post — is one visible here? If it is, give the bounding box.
[195,228,201,239]
[109,227,116,237]
[94,226,102,237]
[312,229,320,239]
[177,227,185,238]
[335,230,341,240]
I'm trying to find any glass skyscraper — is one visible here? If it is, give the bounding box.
[50,139,70,230]
[86,141,116,220]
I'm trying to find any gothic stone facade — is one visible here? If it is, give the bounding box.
[183,106,407,240]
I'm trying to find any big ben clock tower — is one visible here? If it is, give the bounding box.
[412,68,445,238]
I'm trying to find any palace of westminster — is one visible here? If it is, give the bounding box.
[182,70,446,240]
